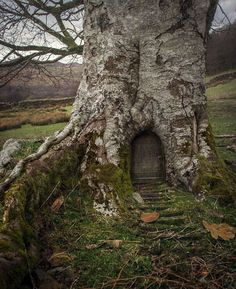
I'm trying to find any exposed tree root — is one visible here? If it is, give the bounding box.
[0,130,86,289]
[0,121,74,195]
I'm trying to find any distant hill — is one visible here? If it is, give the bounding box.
[0,62,82,103]
[1,22,236,104]
[206,22,236,75]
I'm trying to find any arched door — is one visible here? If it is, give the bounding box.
[131,131,165,183]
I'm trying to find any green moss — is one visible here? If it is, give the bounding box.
[80,142,133,210]
[203,124,217,154]
[46,188,151,288]
[44,183,236,289]
[98,147,133,200]
[3,183,27,223]
[0,143,86,289]
[193,155,236,204]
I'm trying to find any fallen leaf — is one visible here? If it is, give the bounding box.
[105,239,123,248]
[140,212,160,223]
[202,220,236,241]
[85,244,101,250]
[49,252,73,267]
[202,220,218,239]
[51,196,64,212]
[217,223,236,241]
[200,270,209,277]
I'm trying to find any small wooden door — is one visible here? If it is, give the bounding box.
[131,131,164,183]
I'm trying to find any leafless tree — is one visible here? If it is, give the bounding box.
[0,0,84,86]
[0,0,232,88]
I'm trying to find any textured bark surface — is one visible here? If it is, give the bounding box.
[71,0,218,191]
[1,1,223,288]
[0,0,220,202]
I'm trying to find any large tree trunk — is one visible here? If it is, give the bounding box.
[71,0,218,199]
[3,0,233,288]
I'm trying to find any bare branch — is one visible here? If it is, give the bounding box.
[0,0,84,84]
[217,3,231,26]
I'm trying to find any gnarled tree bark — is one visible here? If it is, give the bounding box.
[2,1,233,288]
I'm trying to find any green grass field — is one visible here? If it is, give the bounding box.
[209,102,236,163]
[206,72,236,164]
[208,99,236,135]
[205,68,236,83]
[206,78,236,100]
[0,123,68,151]
[0,122,67,139]
[0,105,72,147]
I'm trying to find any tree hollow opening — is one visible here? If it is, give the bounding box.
[131,131,165,184]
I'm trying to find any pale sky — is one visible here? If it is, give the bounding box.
[214,0,236,27]
[0,0,235,64]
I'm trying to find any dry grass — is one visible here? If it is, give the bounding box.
[0,106,71,131]
[29,111,69,126]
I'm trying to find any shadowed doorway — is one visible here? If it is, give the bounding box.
[131,131,165,184]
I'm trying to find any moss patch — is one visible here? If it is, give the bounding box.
[193,156,236,204]
[40,184,236,289]
[202,124,217,154]
[0,142,86,289]
[79,135,133,210]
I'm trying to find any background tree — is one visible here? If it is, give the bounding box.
[0,0,232,87]
[0,0,84,86]
[207,21,236,74]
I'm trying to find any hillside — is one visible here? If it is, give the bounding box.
[0,62,82,103]
[0,22,236,104]
[206,22,236,75]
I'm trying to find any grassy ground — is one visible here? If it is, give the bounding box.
[0,105,72,148]
[0,71,236,289]
[205,69,236,84]
[0,123,67,148]
[206,72,236,165]
[33,183,236,289]
[206,78,236,100]
[0,105,72,135]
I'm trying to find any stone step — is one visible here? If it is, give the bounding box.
[140,191,170,195]
[134,184,167,190]
[140,196,159,200]
[160,210,185,217]
[139,192,159,196]
[142,230,202,241]
[155,217,186,226]
[133,181,161,188]
[145,223,199,232]
[144,200,175,206]
[138,190,159,194]
[139,205,169,211]
[141,196,172,202]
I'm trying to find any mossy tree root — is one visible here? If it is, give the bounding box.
[0,137,86,289]
[0,121,74,195]
[0,128,134,289]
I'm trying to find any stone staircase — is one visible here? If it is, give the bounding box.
[133,182,205,257]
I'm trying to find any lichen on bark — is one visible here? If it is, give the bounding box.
[1,0,235,288]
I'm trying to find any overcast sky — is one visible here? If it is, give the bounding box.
[0,0,235,65]
[214,0,236,27]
